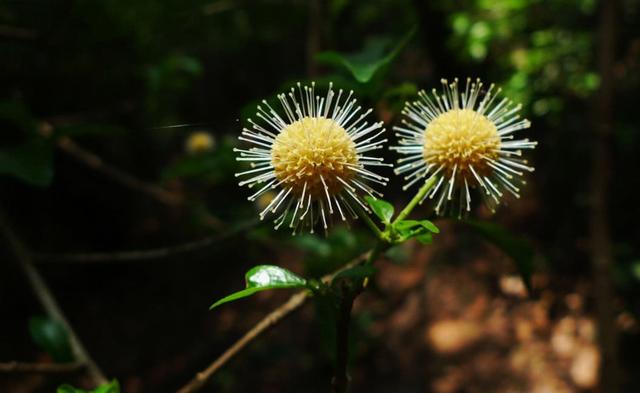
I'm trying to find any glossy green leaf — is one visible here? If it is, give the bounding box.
[364,196,394,224]
[315,27,416,83]
[0,138,54,187]
[29,316,73,363]
[57,380,120,393]
[466,220,534,293]
[333,265,377,281]
[210,265,307,309]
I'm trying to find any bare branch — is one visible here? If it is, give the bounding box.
[0,211,108,387]
[32,219,258,263]
[57,136,183,207]
[176,250,373,393]
[0,362,84,374]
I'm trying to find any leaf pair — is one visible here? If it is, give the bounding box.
[394,219,439,244]
[364,196,439,244]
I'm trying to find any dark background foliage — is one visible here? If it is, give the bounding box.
[1,0,639,392]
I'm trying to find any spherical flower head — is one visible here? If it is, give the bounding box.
[236,82,390,233]
[391,78,537,216]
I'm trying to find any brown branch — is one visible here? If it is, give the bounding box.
[0,211,108,387]
[56,136,183,207]
[32,219,258,264]
[0,362,84,374]
[176,250,373,393]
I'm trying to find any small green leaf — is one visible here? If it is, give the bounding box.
[0,138,54,187]
[466,220,534,293]
[29,316,73,362]
[315,27,416,83]
[394,220,440,242]
[395,219,439,234]
[210,265,307,309]
[333,265,377,281]
[364,196,394,224]
[57,380,120,393]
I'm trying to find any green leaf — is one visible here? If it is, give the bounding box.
[466,221,534,293]
[315,27,416,83]
[210,265,307,309]
[394,220,440,243]
[0,138,54,187]
[395,219,439,234]
[364,196,394,224]
[333,265,377,281]
[29,316,73,362]
[57,380,120,393]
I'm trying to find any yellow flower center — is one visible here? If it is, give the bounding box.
[271,117,359,199]
[423,109,500,180]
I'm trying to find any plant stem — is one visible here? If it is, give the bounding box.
[332,177,436,392]
[393,175,437,224]
[332,243,384,393]
[332,284,355,393]
[352,201,384,239]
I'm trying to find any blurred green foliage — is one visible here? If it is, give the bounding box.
[57,380,120,393]
[29,316,73,363]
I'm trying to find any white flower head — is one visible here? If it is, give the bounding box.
[391,78,537,216]
[235,82,391,234]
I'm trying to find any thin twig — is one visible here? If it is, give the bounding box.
[0,211,108,387]
[57,136,183,207]
[0,362,84,374]
[32,219,258,264]
[176,251,372,393]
